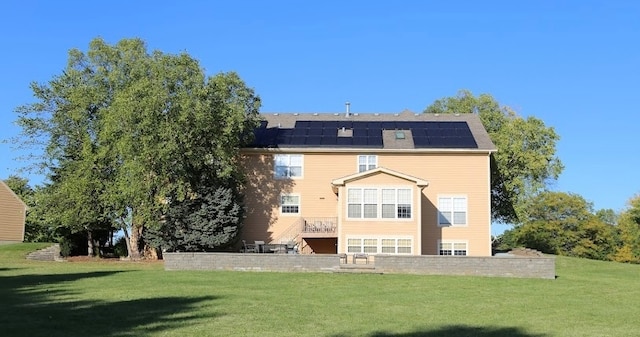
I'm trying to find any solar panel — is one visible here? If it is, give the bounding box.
[289,136,307,145]
[251,118,477,149]
[306,121,324,129]
[295,121,310,128]
[336,137,353,146]
[337,121,353,128]
[292,127,307,136]
[368,137,383,146]
[321,137,337,146]
[381,121,396,129]
[353,128,368,137]
[412,137,430,147]
[305,136,322,145]
[322,121,338,128]
[352,137,368,146]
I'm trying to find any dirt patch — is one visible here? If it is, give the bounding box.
[64,256,162,264]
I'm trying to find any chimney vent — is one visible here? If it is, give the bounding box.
[345,101,351,117]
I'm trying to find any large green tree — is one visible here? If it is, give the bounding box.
[612,195,640,263]
[15,37,261,258]
[425,90,563,223]
[500,191,618,260]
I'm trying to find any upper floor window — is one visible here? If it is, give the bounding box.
[348,187,412,220]
[358,155,377,172]
[438,196,467,226]
[275,154,303,179]
[280,194,300,214]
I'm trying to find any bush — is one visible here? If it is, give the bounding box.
[113,236,129,258]
[58,231,88,257]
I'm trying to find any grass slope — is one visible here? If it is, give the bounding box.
[1,243,638,337]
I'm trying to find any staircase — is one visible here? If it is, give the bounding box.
[26,244,64,262]
[334,263,382,274]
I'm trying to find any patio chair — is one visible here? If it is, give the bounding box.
[254,240,265,253]
[242,240,257,253]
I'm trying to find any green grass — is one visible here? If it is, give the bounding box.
[1,243,639,337]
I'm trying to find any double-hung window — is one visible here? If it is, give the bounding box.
[438,196,467,226]
[280,195,300,214]
[382,189,412,219]
[348,187,412,219]
[274,154,303,179]
[358,155,377,172]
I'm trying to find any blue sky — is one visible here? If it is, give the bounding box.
[1,1,638,234]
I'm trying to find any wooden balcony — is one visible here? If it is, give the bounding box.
[301,217,338,238]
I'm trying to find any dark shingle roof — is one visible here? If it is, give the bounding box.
[248,110,496,151]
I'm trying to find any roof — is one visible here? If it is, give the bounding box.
[248,110,496,152]
[331,167,429,188]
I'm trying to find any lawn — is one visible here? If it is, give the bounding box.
[1,243,639,337]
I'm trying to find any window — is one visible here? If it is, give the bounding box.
[347,238,362,253]
[349,237,412,255]
[275,154,303,178]
[358,155,377,172]
[349,187,412,220]
[438,196,467,226]
[439,241,467,256]
[280,195,300,214]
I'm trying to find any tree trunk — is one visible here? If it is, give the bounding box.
[129,225,143,260]
[87,230,94,257]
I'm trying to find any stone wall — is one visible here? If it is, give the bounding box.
[164,252,340,273]
[163,253,556,279]
[374,255,556,279]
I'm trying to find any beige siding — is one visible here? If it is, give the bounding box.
[0,182,27,242]
[241,151,492,256]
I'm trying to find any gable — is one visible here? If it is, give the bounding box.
[0,181,27,209]
[332,167,429,189]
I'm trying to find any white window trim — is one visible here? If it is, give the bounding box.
[346,186,413,220]
[437,240,468,256]
[346,236,413,255]
[437,195,468,227]
[274,154,304,179]
[357,155,377,173]
[280,194,301,216]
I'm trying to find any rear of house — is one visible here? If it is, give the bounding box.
[240,110,496,256]
[0,181,27,243]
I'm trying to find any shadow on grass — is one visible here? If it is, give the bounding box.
[0,271,219,337]
[333,325,549,337]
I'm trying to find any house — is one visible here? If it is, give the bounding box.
[0,180,27,243]
[240,109,497,256]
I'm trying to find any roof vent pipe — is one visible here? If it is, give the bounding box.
[345,101,351,118]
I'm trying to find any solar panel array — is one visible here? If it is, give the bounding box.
[251,120,477,149]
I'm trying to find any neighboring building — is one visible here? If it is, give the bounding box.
[0,180,27,243]
[240,110,496,256]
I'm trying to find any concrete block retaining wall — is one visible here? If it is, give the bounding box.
[374,255,556,279]
[164,253,341,273]
[163,253,556,279]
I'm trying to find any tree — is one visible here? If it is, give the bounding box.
[504,191,618,260]
[424,90,563,223]
[15,37,261,258]
[144,186,244,252]
[612,195,640,263]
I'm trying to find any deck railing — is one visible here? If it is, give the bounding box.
[302,217,338,234]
